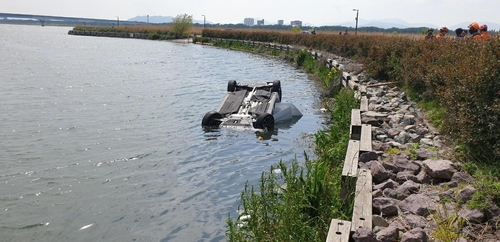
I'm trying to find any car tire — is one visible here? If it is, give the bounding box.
[272,80,282,101]
[227,80,237,92]
[253,113,274,129]
[202,111,223,127]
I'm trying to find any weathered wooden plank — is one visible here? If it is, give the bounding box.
[351,109,361,126]
[326,219,352,242]
[360,124,372,152]
[350,109,362,140]
[360,96,369,112]
[359,85,367,96]
[351,75,359,83]
[342,140,360,177]
[342,72,351,81]
[348,79,358,90]
[351,169,373,232]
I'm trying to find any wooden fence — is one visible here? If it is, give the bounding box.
[326,70,373,242]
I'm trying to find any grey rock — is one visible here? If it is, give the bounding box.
[373,215,389,227]
[364,117,382,127]
[387,141,403,148]
[373,141,389,151]
[394,131,411,144]
[371,161,392,183]
[399,180,420,194]
[373,197,399,217]
[359,151,379,163]
[416,171,432,184]
[352,227,378,242]
[408,133,422,143]
[393,154,420,174]
[420,138,434,146]
[415,148,435,160]
[457,186,476,204]
[364,111,389,118]
[422,159,457,180]
[396,171,419,183]
[376,226,399,242]
[373,189,383,198]
[405,214,428,229]
[373,179,398,191]
[415,127,429,136]
[459,208,484,224]
[399,194,437,216]
[402,115,416,125]
[451,172,474,184]
[383,188,404,200]
[387,128,400,138]
[401,227,429,242]
[381,161,396,172]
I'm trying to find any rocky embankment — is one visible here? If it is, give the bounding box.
[332,59,500,241]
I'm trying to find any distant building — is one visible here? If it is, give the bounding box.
[290,20,302,27]
[244,18,254,26]
[277,20,284,25]
[257,19,264,26]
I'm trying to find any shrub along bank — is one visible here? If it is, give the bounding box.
[202,29,500,164]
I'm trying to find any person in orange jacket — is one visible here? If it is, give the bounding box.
[435,26,449,39]
[479,24,492,40]
[467,22,482,39]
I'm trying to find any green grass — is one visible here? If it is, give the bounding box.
[417,100,446,131]
[226,89,358,242]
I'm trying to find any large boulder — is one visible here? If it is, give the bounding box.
[422,159,457,180]
[399,194,437,216]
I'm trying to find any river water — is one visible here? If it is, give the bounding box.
[0,24,324,241]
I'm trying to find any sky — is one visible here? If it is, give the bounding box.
[1,0,499,27]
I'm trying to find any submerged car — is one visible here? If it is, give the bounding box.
[201,80,302,130]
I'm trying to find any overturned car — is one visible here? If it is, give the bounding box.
[201,80,302,130]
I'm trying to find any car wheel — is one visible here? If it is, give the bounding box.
[227,80,237,92]
[272,80,282,101]
[202,111,223,127]
[254,113,274,129]
[272,80,281,92]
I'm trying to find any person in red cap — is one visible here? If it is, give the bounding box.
[479,24,492,40]
[467,22,482,39]
[436,26,449,39]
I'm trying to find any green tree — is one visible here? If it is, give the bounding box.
[172,13,193,37]
[291,26,301,33]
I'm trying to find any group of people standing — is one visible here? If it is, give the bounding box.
[425,22,492,40]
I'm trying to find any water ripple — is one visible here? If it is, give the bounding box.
[0,25,324,242]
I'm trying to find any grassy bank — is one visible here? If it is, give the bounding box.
[211,39,359,241]
[227,88,358,242]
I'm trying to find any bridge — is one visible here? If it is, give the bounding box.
[0,12,147,26]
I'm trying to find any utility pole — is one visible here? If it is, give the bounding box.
[353,9,359,35]
[147,15,149,23]
[116,16,119,26]
[202,15,206,29]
